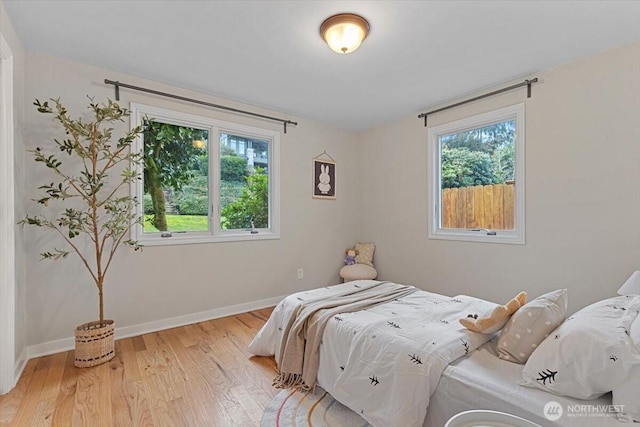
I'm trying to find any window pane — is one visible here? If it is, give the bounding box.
[142,120,209,233]
[219,132,269,230]
[439,120,516,231]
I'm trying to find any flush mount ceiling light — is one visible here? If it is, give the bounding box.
[192,139,206,149]
[320,13,370,54]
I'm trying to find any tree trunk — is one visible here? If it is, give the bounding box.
[98,284,104,325]
[147,167,168,231]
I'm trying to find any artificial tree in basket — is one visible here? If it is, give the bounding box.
[20,97,143,367]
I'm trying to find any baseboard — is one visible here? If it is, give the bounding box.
[1,347,28,395]
[14,346,27,384]
[27,294,285,360]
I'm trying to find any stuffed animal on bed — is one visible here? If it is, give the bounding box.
[460,291,527,334]
[345,248,358,265]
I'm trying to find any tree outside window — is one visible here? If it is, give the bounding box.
[428,103,525,244]
[131,104,279,245]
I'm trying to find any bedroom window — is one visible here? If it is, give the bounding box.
[130,104,280,246]
[428,103,525,244]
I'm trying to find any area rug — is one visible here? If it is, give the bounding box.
[261,387,371,427]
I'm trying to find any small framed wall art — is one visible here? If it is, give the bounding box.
[313,152,336,200]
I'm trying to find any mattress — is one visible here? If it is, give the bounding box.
[426,339,627,427]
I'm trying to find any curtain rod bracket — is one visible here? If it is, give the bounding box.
[418,77,538,127]
[103,79,297,133]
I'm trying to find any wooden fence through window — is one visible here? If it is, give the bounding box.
[441,183,515,230]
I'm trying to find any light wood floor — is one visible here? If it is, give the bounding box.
[0,308,279,426]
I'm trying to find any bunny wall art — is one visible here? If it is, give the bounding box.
[318,164,331,194]
[313,159,336,199]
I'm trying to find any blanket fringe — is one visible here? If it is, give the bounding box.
[273,372,311,391]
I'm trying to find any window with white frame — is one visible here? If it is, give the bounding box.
[131,104,279,245]
[428,103,525,244]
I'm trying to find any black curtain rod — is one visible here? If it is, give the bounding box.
[104,79,298,134]
[417,78,539,126]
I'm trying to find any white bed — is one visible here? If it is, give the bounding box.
[249,280,638,427]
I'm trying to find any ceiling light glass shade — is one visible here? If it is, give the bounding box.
[192,139,206,149]
[320,13,370,54]
[618,270,640,295]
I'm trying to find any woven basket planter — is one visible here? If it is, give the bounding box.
[74,320,115,368]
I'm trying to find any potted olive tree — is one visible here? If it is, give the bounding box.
[20,97,143,367]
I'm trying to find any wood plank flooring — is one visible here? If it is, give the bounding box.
[0,308,279,426]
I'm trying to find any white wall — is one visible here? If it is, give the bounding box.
[357,42,640,315]
[23,53,359,348]
[0,0,27,389]
[15,27,640,354]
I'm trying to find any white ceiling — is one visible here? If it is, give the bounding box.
[4,0,640,131]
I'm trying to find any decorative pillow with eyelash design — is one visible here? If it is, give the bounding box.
[519,295,640,404]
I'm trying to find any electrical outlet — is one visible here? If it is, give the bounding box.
[297,268,304,280]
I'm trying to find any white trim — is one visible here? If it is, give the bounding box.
[27,294,286,359]
[0,32,16,395]
[14,347,27,385]
[130,103,280,246]
[427,103,526,245]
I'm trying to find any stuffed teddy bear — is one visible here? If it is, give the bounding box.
[460,291,527,334]
[345,248,358,265]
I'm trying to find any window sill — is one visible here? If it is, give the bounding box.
[136,231,280,247]
[428,229,525,245]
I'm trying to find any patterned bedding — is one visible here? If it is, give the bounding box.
[249,280,499,427]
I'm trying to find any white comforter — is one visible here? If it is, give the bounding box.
[249,280,499,427]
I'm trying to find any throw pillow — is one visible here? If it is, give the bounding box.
[519,295,640,403]
[497,288,567,364]
[606,296,640,422]
[354,242,375,267]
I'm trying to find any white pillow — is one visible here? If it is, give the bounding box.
[520,295,640,401]
[630,306,640,345]
[613,303,640,422]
